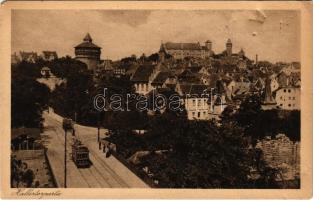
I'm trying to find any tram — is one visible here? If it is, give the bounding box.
[71,138,90,168]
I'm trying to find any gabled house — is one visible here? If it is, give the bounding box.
[175,82,227,120]
[186,66,209,75]
[19,51,38,63]
[126,63,140,78]
[151,71,170,89]
[131,62,167,95]
[162,74,177,90]
[42,51,58,61]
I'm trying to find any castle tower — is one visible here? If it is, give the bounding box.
[158,42,166,63]
[226,39,232,57]
[255,54,258,65]
[205,40,212,51]
[74,33,101,71]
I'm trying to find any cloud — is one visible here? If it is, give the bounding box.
[12,10,300,62]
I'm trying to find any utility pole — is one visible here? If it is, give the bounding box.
[62,118,73,188]
[97,112,100,142]
[64,128,67,188]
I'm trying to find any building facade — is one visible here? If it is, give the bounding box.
[42,51,58,61]
[159,40,213,60]
[131,63,159,95]
[275,87,300,110]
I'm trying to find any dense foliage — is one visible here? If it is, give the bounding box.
[225,95,300,143]
[11,61,50,128]
[108,108,280,188]
[49,59,95,125]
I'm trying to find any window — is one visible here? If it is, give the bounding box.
[288,104,291,107]
[289,97,291,100]
[192,99,196,106]
[288,89,291,93]
[280,104,283,106]
[284,89,286,93]
[192,112,195,117]
[198,112,201,118]
[280,96,283,100]
[293,97,296,100]
[203,112,206,116]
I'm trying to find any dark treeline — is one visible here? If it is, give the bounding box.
[11,61,50,128]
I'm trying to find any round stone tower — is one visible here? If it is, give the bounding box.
[75,33,101,71]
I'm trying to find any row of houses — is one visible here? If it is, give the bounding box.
[125,56,300,120]
[85,34,300,120]
[128,61,244,120]
[12,51,58,64]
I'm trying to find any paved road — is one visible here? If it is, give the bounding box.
[41,111,148,188]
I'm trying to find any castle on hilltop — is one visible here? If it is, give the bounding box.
[159,40,214,60]
[159,39,247,62]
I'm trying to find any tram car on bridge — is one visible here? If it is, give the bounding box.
[71,138,90,168]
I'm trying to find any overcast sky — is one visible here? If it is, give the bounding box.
[12,10,300,62]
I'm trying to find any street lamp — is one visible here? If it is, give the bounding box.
[62,118,73,188]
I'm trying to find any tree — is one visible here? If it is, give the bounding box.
[49,57,94,125]
[47,56,88,79]
[140,119,253,188]
[11,61,50,128]
[12,60,42,79]
[120,55,137,64]
[230,95,300,143]
[231,94,263,144]
[147,53,159,62]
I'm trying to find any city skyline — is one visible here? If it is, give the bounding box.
[12,10,300,63]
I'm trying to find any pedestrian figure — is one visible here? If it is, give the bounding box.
[106,149,111,158]
[102,145,106,154]
[106,142,112,158]
[72,129,75,136]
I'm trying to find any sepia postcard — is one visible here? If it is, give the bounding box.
[0,1,312,199]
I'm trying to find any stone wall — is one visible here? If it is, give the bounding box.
[256,134,300,181]
[12,149,56,187]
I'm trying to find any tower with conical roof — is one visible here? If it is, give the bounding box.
[74,33,101,71]
[226,38,232,57]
